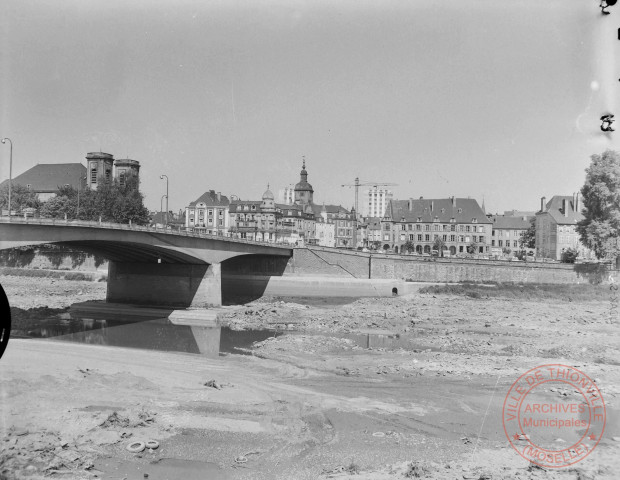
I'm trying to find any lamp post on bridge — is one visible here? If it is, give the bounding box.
[159,174,169,226]
[160,194,167,228]
[1,138,13,218]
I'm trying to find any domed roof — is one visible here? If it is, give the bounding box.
[262,188,274,200]
[294,180,313,192]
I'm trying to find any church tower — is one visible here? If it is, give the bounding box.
[294,157,314,205]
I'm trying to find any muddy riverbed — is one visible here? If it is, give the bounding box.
[1,275,619,479]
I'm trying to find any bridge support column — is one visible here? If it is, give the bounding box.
[106,261,222,307]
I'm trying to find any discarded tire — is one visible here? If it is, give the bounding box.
[145,440,159,450]
[126,441,146,453]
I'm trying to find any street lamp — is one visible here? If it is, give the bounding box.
[159,174,169,226]
[160,194,167,228]
[1,138,12,217]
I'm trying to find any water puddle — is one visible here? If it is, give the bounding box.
[94,457,228,480]
[14,306,435,355]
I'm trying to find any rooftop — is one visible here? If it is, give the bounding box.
[386,197,491,224]
[1,163,87,193]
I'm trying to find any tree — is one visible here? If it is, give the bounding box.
[433,237,446,257]
[40,193,77,219]
[467,241,478,255]
[502,247,512,256]
[0,183,42,212]
[561,247,579,264]
[519,218,536,249]
[576,150,620,268]
[39,175,150,225]
[403,240,415,253]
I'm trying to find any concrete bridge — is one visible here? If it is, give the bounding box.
[0,217,292,306]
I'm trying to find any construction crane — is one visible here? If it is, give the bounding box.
[341,177,398,215]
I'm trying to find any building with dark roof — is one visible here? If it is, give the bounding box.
[490,213,535,256]
[1,163,87,201]
[382,197,492,255]
[535,194,593,260]
[185,190,230,235]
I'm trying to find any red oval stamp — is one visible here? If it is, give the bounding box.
[503,364,606,468]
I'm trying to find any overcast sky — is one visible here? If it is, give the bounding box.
[1,0,617,214]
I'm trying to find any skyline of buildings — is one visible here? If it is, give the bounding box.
[0,153,599,260]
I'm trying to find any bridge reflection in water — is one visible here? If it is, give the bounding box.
[16,303,277,358]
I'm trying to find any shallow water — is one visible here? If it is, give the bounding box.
[94,457,228,480]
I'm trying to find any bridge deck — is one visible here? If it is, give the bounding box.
[0,217,292,250]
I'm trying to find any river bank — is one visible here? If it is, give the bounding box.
[1,274,619,479]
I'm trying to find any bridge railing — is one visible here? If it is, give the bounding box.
[0,216,292,249]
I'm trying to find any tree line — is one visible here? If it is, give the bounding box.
[0,176,150,225]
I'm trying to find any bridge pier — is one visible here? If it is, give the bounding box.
[106,261,222,307]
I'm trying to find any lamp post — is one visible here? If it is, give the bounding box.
[1,138,12,217]
[76,176,87,219]
[160,194,167,228]
[159,175,169,226]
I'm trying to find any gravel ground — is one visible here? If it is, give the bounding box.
[1,275,619,479]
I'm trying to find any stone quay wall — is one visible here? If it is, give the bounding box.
[286,247,610,284]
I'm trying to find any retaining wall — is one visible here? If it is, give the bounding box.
[287,247,614,284]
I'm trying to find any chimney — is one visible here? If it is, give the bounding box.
[419,196,423,200]
[217,192,221,202]
[409,198,414,211]
[575,192,579,212]
[540,196,546,212]
[563,198,568,217]
[430,201,434,212]
[451,196,456,207]
[522,216,527,221]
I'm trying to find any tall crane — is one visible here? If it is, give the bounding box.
[341,177,398,215]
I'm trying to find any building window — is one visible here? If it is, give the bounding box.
[424,225,430,231]
[425,234,430,241]
[91,167,97,183]
[479,226,485,233]
[416,224,422,231]
[450,235,455,241]
[105,169,111,181]
[513,240,518,248]
[465,226,471,232]
[491,240,495,246]
[119,172,126,186]
[499,240,503,247]
[442,234,447,241]
[418,234,423,241]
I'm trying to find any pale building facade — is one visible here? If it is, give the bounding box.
[535,194,593,261]
[185,190,230,235]
[383,197,492,255]
[362,187,393,218]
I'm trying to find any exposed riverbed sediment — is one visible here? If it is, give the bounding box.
[1,275,619,479]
